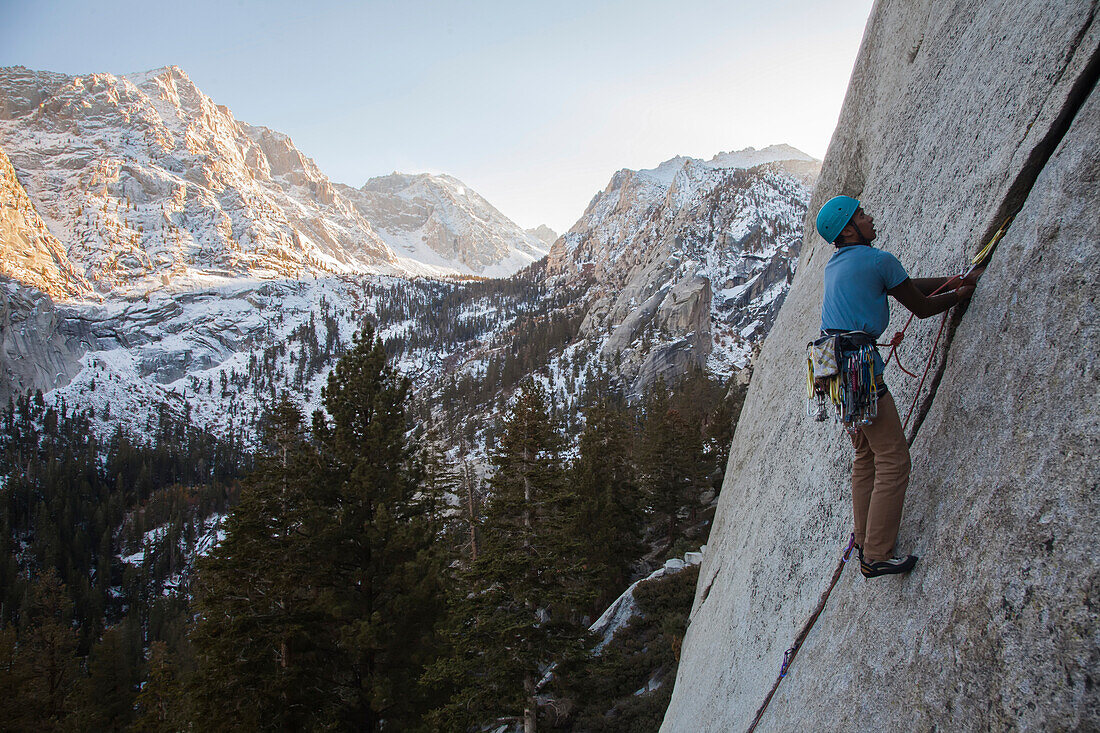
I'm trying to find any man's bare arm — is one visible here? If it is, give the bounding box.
[888,278,973,319]
[910,276,954,295]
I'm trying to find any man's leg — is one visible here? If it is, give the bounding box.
[856,391,911,561]
[849,429,875,550]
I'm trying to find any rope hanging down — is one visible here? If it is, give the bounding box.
[746,535,856,733]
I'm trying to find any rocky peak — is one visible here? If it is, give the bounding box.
[0,65,555,290]
[339,171,548,277]
[0,64,408,293]
[544,147,818,394]
[525,224,558,248]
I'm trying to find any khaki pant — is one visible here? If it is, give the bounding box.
[849,390,912,561]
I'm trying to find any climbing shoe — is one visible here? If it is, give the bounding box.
[860,555,918,578]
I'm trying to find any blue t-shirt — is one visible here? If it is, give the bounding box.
[820,244,910,375]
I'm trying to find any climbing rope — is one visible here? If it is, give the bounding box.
[746,534,856,733]
[880,283,955,431]
[879,214,1013,429]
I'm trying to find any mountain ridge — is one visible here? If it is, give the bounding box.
[0,64,544,292]
[337,171,548,278]
[546,147,819,394]
[0,73,820,457]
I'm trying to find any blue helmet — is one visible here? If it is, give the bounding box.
[815,195,860,243]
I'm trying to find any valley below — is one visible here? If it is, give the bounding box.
[0,62,819,732]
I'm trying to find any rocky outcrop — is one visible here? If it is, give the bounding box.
[602,274,713,393]
[0,277,84,403]
[662,2,1099,731]
[0,147,89,299]
[547,147,817,394]
[525,224,558,248]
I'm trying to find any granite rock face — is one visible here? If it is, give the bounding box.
[0,277,84,403]
[0,147,89,299]
[662,1,1099,731]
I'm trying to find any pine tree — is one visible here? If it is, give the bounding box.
[190,399,326,730]
[420,441,472,558]
[638,380,704,551]
[569,380,643,613]
[458,456,484,562]
[0,569,81,728]
[430,381,588,733]
[131,641,185,732]
[75,622,140,730]
[312,328,445,731]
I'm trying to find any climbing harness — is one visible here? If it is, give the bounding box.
[747,534,856,733]
[806,334,879,432]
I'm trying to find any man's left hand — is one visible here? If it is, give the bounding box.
[963,265,987,287]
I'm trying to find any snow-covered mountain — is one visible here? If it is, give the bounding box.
[526,224,559,248]
[1,65,816,450]
[544,145,819,394]
[0,65,544,291]
[338,173,549,278]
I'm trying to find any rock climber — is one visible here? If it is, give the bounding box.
[814,195,980,578]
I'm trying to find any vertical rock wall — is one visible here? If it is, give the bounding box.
[0,147,88,401]
[0,278,85,404]
[662,1,1099,730]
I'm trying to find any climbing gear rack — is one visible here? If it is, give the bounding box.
[807,334,879,430]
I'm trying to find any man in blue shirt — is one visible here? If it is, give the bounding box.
[815,195,977,578]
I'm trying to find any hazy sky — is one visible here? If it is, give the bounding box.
[1,0,874,232]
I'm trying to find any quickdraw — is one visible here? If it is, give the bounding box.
[806,337,878,431]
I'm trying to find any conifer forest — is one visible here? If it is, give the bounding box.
[0,317,744,731]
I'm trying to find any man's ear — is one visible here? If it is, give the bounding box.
[836,222,857,241]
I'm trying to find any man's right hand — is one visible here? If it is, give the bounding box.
[956,283,975,301]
